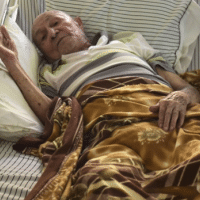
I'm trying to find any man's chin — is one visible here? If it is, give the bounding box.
[58,38,89,55]
[59,46,81,55]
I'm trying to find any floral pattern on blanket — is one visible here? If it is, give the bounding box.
[16,71,200,200]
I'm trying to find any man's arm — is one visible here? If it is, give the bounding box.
[0,26,52,125]
[150,66,200,132]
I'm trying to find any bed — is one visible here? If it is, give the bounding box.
[1,0,200,199]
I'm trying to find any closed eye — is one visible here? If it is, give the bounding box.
[41,35,46,41]
[53,21,58,26]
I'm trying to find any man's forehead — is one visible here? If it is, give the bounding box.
[32,11,71,39]
[37,11,69,24]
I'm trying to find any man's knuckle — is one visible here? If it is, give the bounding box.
[173,110,179,114]
[165,109,173,114]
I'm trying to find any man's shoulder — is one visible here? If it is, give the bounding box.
[113,31,142,43]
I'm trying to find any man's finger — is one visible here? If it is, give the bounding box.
[149,103,159,113]
[169,107,179,131]
[1,25,11,40]
[0,31,3,42]
[177,109,186,129]
[157,101,167,129]
[161,102,174,131]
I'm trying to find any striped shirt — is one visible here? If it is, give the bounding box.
[38,31,175,98]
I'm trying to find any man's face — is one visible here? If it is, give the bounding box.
[32,11,90,63]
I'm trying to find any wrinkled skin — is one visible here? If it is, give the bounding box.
[149,66,200,132]
[0,25,52,124]
[32,10,91,63]
[0,26,18,65]
[150,90,190,132]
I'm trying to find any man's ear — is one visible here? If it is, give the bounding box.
[74,16,84,31]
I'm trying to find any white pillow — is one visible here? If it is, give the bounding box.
[0,16,44,142]
[45,0,200,73]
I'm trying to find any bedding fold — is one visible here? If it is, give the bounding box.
[14,75,200,200]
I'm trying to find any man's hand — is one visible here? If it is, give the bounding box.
[0,25,52,125]
[149,91,190,132]
[0,25,18,65]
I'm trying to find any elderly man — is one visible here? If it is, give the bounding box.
[1,10,200,200]
[0,10,199,131]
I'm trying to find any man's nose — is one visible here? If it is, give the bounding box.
[48,28,58,39]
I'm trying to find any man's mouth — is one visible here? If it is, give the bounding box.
[57,36,68,46]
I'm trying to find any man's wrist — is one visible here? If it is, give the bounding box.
[180,86,199,105]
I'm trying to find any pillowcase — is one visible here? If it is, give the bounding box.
[45,0,200,74]
[0,16,44,142]
[16,0,45,41]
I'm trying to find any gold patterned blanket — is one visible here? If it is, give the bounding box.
[14,72,200,200]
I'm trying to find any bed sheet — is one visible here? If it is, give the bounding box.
[0,140,42,200]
